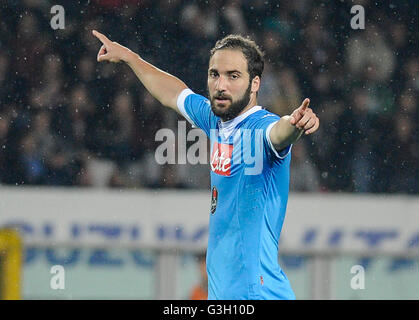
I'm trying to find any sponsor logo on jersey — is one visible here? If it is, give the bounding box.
[210,142,233,176]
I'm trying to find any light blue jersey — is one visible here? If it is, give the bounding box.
[177,89,295,300]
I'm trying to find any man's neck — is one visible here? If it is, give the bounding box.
[236,96,258,117]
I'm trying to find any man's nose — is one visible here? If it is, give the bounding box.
[215,75,227,91]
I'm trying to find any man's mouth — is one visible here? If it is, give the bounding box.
[214,97,230,103]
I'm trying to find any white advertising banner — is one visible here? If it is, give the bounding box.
[0,187,418,255]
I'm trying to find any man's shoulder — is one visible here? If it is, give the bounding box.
[181,89,211,107]
[245,108,280,127]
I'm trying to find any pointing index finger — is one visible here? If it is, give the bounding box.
[92,30,111,45]
[300,98,310,110]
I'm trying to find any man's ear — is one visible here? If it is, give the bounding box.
[251,76,261,94]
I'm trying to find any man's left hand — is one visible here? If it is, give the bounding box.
[290,98,320,135]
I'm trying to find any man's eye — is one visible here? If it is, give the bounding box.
[210,72,218,78]
[230,74,239,79]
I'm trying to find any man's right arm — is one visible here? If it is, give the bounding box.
[92,30,188,113]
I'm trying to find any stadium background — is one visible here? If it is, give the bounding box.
[0,0,418,299]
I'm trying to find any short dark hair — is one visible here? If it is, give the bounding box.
[210,34,265,81]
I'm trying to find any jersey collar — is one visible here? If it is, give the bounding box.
[218,105,262,139]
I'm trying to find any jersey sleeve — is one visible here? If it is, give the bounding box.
[265,120,292,159]
[256,115,292,161]
[177,88,212,136]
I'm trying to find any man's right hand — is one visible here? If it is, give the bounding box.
[92,30,134,63]
[92,29,187,112]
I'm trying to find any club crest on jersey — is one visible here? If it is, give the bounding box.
[210,186,218,214]
[210,142,233,176]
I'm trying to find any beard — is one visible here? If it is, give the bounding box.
[208,82,252,121]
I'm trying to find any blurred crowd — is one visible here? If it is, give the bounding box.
[0,0,417,193]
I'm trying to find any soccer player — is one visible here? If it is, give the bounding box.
[93,30,319,300]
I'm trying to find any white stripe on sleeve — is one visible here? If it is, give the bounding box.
[176,88,197,127]
[265,120,293,159]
